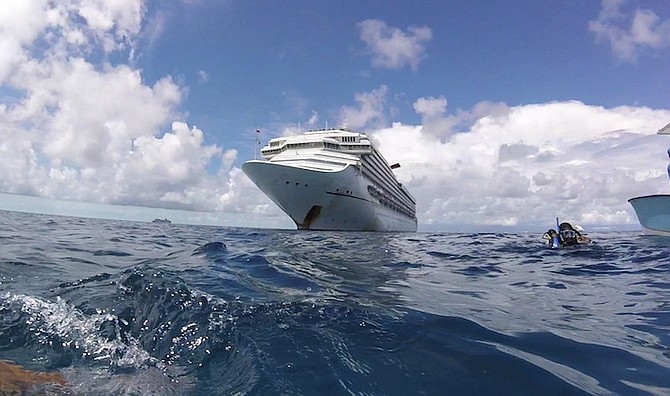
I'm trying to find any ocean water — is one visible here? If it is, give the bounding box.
[0,210,669,395]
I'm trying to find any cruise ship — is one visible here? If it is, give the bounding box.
[242,127,417,232]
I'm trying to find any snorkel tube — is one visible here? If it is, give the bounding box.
[552,217,560,248]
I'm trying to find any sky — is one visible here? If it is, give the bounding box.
[1,0,670,232]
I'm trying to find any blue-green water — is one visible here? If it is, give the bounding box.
[1,210,668,395]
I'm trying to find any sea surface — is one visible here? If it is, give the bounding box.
[0,210,669,395]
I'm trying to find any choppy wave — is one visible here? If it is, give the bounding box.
[1,210,669,395]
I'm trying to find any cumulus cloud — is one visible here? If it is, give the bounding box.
[589,0,670,61]
[372,100,670,230]
[413,96,511,140]
[0,0,269,217]
[307,110,319,126]
[338,85,388,129]
[3,2,670,232]
[197,70,209,84]
[318,85,670,230]
[358,19,432,70]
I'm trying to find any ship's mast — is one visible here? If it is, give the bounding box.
[254,129,261,159]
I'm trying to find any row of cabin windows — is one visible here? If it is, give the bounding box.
[268,135,356,146]
[360,163,414,210]
[262,141,369,155]
[367,185,414,217]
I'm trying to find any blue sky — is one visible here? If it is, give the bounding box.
[139,1,667,133]
[1,0,669,231]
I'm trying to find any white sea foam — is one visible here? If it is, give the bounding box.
[3,292,156,368]
[1,292,196,394]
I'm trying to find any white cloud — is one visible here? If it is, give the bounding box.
[338,85,388,129]
[40,59,182,169]
[262,86,670,230]
[3,2,670,232]
[307,110,319,126]
[141,8,167,50]
[371,101,670,230]
[0,0,271,218]
[589,0,670,61]
[413,96,447,117]
[358,19,432,70]
[0,1,48,83]
[413,96,460,139]
[197,70,209,84]
[411,96,514,140]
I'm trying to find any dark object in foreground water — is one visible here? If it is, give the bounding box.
[0,360,66,394]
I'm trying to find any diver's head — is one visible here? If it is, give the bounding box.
[559,222,574,231]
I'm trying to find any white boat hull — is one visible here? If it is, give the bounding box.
[243,160,417,232]
[628,194,670,236]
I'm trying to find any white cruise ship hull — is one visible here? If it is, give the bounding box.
[628,194,670,236]
[243,160,417,232]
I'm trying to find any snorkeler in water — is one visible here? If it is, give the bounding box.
[541,229,561,248]
[543,222,591,247]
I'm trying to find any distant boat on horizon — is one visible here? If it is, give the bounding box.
[628,122,670,236]
[151,218,172,224]
[242,126,417,232]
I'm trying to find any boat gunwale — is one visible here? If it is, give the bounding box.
[628,193,670,203]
